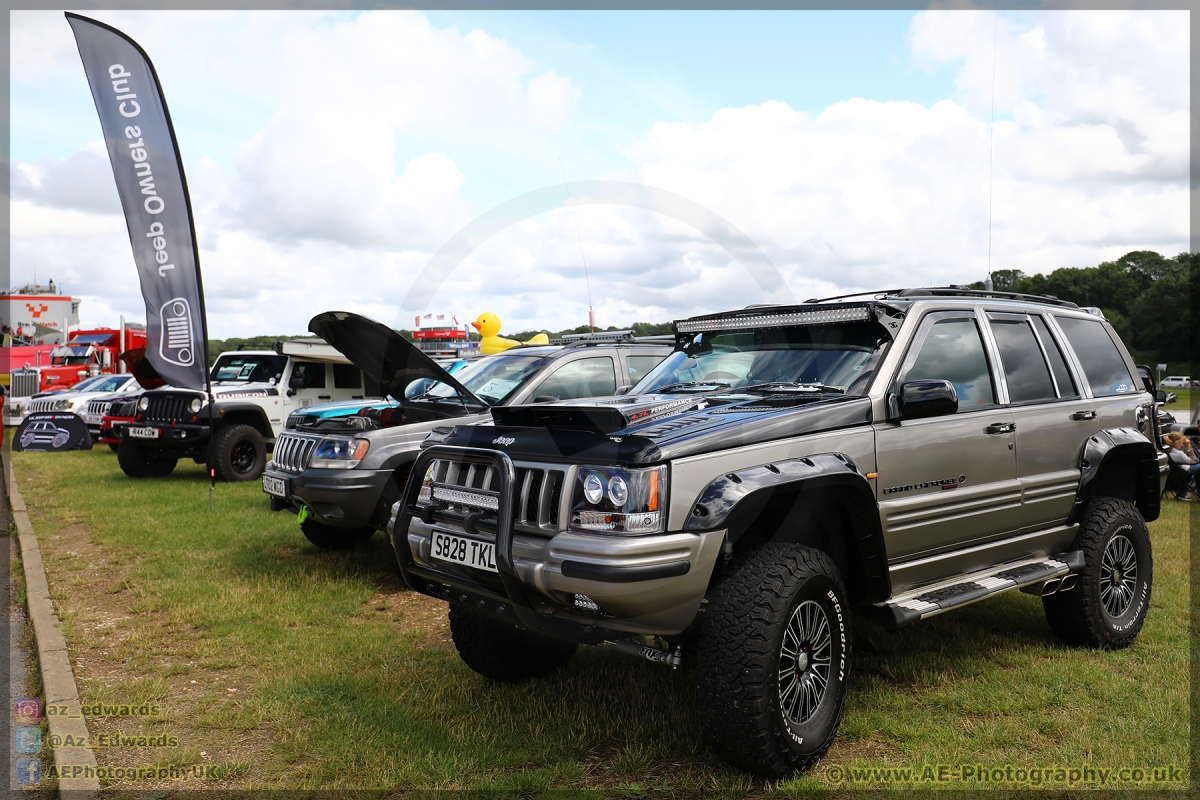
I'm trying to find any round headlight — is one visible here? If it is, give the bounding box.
[583,473,605,505]
[138,397,149,411]
[189,398,202,413]
[608,475,629,507]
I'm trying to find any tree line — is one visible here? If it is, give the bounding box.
[968,250,1195,365]
[210,250,1193,368]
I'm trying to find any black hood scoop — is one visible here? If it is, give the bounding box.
[490,395,705,434]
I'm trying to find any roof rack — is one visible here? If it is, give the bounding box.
[888,287,1079,308]
[547,331,674,347]
[802,287,1078,309]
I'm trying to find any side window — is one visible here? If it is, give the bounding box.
[901,317,996,411]
[534,357,616,401]
[1030,316,1078,398]
[1055,316,1138,397]
[332,363,361,389]
[627,355,666,386]
[988,316,1057,404]
[292,362,326,389]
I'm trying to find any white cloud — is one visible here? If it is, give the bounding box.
[527,70,582,128]
[8,9,1188,340]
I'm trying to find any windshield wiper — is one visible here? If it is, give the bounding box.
[656,380,732,393]
[741,382,845,394]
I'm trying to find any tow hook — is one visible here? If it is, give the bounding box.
[608,639,683,670]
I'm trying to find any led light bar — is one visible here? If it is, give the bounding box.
[432,485,499,511]
[675,305,870,334]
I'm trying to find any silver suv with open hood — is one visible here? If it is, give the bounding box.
[263,311,671,554]
[389,288,1166,778]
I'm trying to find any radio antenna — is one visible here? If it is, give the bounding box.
[986,7,999,277]
[559,158,595,334]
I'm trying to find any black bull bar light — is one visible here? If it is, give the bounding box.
[391,445,609,645]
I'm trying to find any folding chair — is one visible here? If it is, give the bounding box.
[1162,461,1200,501]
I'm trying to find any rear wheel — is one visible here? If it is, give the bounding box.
[697,543,850,777]
[1043,497,1152,649]
[117,437,177,478]
[209,424,266,482]
[300,517,373,550]
[448,605,577,683]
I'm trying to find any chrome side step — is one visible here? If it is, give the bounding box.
[864,551,1085,628]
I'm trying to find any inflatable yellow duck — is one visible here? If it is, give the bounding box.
[472,313,549,355]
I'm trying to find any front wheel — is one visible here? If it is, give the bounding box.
[300,517,373,550]
[697,543,851,778]
[209,424,266,482]
[117,437,177,478]
[1043,496,1152,649]
[448,605,577,683]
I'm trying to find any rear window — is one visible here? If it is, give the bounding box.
[333,363,361,389]
[1055,316,1138,397]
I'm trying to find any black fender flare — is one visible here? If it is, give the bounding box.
[1070,427,1161,525]
[682,452,890,603]
[209,403,274,440]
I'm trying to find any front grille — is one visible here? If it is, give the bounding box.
[144,394,193,423]
[26,398,60,414]
[86,400,113,417]
[272,432,320,473]
[430,459,567,534]
[11,371,39,398]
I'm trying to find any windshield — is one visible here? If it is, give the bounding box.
[418,354,547,406]
[51,345,92,366]
[211,354,287,384]
[81,375,130,394]
[69,375,109,391]
[633,321,890,396]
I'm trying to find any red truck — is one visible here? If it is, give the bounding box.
[4,324,147,397]
[3,325,148,427]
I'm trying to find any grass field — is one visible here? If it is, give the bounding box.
[10,445,1191,795]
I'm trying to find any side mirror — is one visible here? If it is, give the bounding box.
[614,385,633,396]
[288,372,307,390]
[897,379,958,420]
[1156,389,1168,403]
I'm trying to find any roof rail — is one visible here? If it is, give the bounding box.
[889,287,1079,308]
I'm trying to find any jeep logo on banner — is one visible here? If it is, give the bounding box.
[12,413,94,452]
[160,297,195,366]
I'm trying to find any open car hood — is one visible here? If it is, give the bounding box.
[309,311,484,407]
[119,348,168,390]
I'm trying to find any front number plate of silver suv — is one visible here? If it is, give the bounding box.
[431,531,497,573]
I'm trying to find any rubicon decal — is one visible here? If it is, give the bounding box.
[883,474,967,495]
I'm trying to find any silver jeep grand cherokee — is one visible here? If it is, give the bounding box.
[388,288,1166,777]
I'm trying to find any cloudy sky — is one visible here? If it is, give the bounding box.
[11,9,1189,338]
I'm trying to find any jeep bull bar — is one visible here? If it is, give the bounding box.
[390,445,610,645]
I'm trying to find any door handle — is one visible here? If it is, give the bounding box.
[1072,410,1096,421]
[986,422,1016,434]
[318,395,331,400]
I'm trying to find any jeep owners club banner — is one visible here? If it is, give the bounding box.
[67,13,210,392]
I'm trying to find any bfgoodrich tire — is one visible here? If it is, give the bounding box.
[1043,496,1152,649]
[697,543,851,778]
[300,517,373,550]
[209,424,266,482]
[116,437,177,478]
[448,605,577,683]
